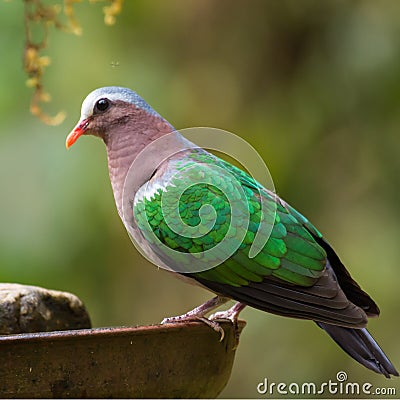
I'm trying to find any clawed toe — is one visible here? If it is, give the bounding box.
[209,302,246,348]
[161,315,192,325]
[160,298,245,346]
[197,317,225,341]
[161,314,225,341]
[209,311,228,321]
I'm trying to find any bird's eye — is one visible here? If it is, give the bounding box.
[94,98,111,114]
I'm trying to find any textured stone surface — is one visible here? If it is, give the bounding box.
[0,283,91,334]
[0,321,245,398]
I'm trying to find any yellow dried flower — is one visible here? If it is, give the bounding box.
[104,13,115,25]
[26,77,39,88]
[25,47,39,70]
[39,56,51,67]
[64,0,83,35]
[103,0,123,26]
[23,0,123,125]
[39,92,52,102]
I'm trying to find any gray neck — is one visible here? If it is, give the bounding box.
[105,122,195,218]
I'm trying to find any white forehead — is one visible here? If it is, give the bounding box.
[80,86,160,119]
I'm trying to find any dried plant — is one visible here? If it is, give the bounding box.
[23,0,123,125]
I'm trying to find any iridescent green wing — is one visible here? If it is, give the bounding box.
[193,157,327,287]
[134,149,327,287]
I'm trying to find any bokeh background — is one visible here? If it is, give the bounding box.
[1,0,399,397]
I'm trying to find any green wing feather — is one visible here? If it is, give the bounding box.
[134,150,327,288]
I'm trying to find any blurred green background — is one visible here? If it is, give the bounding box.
[1,0,399,397]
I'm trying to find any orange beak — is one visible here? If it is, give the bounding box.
[66,119,90,149]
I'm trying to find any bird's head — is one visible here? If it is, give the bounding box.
[66,86,163,148]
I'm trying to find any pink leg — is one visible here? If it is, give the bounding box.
[161,296,230,340]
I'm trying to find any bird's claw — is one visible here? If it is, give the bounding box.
[209,313,240,348]
[160,296,229,340]
[161,315,225,341]
[161,301,246,347]
[209,302,246,349]
[197,317,225,341]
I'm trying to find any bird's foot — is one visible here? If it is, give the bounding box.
[209,302,246,348]
[161,296,229,341]
[161,314,225,341]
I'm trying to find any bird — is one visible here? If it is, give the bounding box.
[66,86,398,378]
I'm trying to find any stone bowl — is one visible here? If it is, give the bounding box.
[0,320,245,398]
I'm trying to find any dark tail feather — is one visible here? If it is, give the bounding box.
[317,322,398,378]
